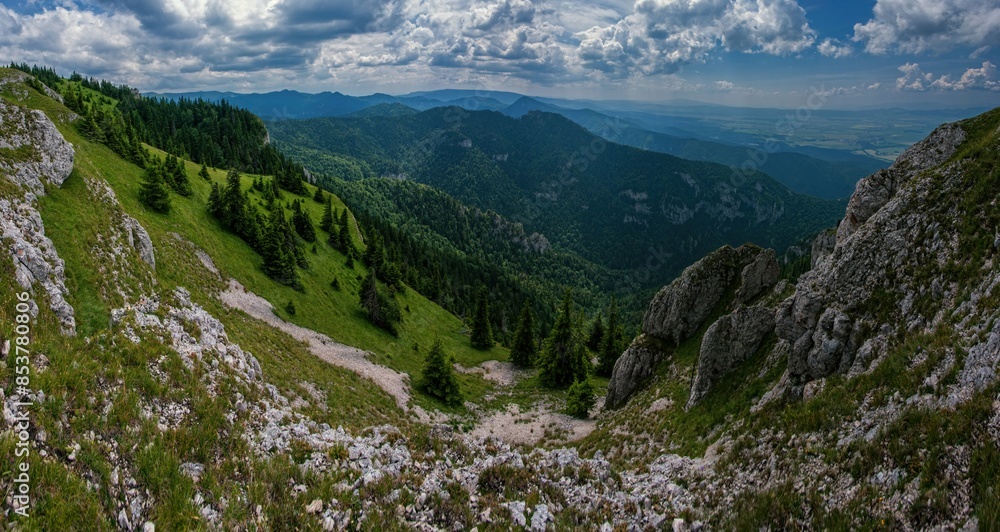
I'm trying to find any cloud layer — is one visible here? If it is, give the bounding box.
[0,0,820,90]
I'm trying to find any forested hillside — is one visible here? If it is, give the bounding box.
[268,108,845,289]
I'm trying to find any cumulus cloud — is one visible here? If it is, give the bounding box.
[0,0,822,91]
[853,0,1000,54]
[576,0,816,77]
[817,38,852,58]
[896,61,1000,91]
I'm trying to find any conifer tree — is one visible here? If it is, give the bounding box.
[199,163,211,180]
[566,378,596,419]
[207,182,222,218]
[587,313,605,352]
[359,269,401,334]
[261,208,300,289]
[291,200,316,242]
[170,158,192,196]
[319,197,334,232]
[419,339,462,406]
[538,291,589,388]
[313,186,325,203]
[509,302,536,367]
[598,296,625,377]
[470,286,493,349]
[138,162,171,214]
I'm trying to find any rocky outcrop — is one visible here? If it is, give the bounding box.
[605,334,670,409]
[1,196,76,334]
[777,119,973,388]
[1,99,76,335]
[609,244,779,409]
[810,228,836,269]
[0,98,74,195]
[642,244,772,344]
[735,248,780,303]
[836,123,965,243]
[687,305,774,409]
[124,216,155,269]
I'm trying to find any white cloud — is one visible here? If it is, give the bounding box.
[714,80,735,90]
[896,61,1000,92]
[854,0,1000,54]
[0,0,819,91]
[575,0,816,77]
[867,82,881,90]
[817,38,852,58]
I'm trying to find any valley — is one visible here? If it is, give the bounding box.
[1,63,998,530]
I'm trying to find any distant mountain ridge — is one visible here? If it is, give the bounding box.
[268,106,846,289]
[150,88,885,199]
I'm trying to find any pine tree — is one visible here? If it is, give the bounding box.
[261,208,300,289]
[419,339,462,406]
[313,186,325,203]
[138,163,171,214]
[470,286,493,349]
[319,197,334,232]
[538,291,589,388]
[338,209,352,250]
[207,182,222,218]
[359,269,401,334]
[509,302,536,367]
[566,378,596,419]
[587,313,605,352]
[199,163,211,180]
[291,200,316,242]
[598,296,625,377]
[170,158,192,196]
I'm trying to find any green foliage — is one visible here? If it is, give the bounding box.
[566,378,596,419]
[163,154,192,196]
[538,291,589,388]
[586,313,605,352]
[198,163,211,180]
[319,197,334,232]
[137,162,171,213]
[419,339,463,406]
[285,300,296,315]
[597,296,625,377]
[291,199,317,242]
[509,302,536,367]
[470,285,493,349]
[359,270,401,335]
[313,186,325,203]
[260,207,303,290]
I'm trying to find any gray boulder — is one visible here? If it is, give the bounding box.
[735,248,780,304]
[0,99,74,195]
[605,335,671,409]
[124,215,156,269]
[687,305,774,409]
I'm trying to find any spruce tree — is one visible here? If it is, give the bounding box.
[470,286,493,349]
[170,159,192,196]
[419,338,462,406]
[313,186,325,203]
[138,163,171,214]
[261,208,300,289]
[566,378,596,419]
[359,269,401,334]
[587,313,605,352]
[537,291,589,388]
[509,302,536,367]
[291,200,316,242]
[598,296,625,377]
[319,197,334,232]
[199,163,211,180]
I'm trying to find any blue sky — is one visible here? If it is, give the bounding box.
[1,0,998,108]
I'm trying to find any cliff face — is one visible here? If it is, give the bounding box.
[776,118,998,395]
[607,243,780,409]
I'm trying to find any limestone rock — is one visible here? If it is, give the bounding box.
[0,99,74,195]
[735,248,780,304]
[642,244,769,344]
[605,334,670,409]
[124,215,156,269]
[687,305,774,408]
[810,228,836,270]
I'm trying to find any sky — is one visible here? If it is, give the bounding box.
[1,0,999,109]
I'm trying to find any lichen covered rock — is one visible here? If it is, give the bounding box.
[687,305,774,409]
